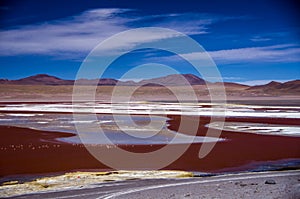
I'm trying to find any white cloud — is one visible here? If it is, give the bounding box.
[92,28,183,57]
[158,44,300,64]
[210,44,300,63]
[0,9,241,58]
[149,13,214,35]
[0,9,131,57]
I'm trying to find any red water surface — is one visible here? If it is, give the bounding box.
[0,114,300,176]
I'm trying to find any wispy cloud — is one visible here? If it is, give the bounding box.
[136,13,217,35]
[154,44,300,64]
[0,8,131,58]
[133,13,248,35]
[250,36,271,42]
[210,44,300,63]
[0,8,243,58]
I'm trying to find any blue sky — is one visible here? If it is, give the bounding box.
[0,0,299,85]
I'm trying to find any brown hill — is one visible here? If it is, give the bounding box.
[0,73,207,86]
[211,82,250,90]
[2,74,74,85]
[281,80,300,90]
[0,74,119,86]
[138,74,206,86]
[247,80,300,94]
[248,81,281,90]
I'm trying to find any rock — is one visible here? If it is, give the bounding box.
[234,181,247,187]
[265,179,276,185]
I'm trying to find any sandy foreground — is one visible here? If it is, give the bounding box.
[0,170,193,198]
[0,170,299,198]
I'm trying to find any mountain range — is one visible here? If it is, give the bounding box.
[0,74,206,86]
[246,80,300,93]
[0,74,299,94]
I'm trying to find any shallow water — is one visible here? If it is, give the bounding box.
[0,111,223,145]
[0,102,299,143]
